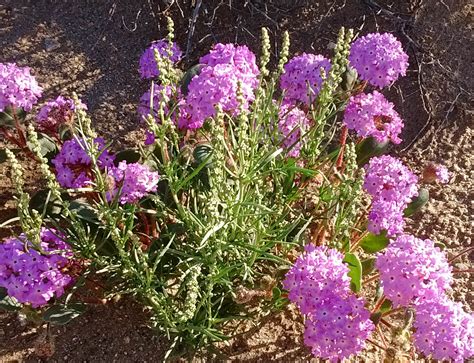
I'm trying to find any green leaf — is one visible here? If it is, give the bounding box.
[344,253,362,292]
[27,132,58,160]
[180,64,205,96]
[356,137,389,167]
[361,257,376,276]
[193,144,213,167]
[42,303,86,325]
[380,299,392,313]
[272,287,282,300]
[369,300,392,325]
[0,288,22,312]
[58,124,73,141]
[69,200,99,225]
[404,188,429,217]
[359,232,389,254]
[114,149,141,165]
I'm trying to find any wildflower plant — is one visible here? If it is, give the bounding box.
[1,17,472,362]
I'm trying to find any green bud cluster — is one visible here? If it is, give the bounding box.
[175,265,201,323]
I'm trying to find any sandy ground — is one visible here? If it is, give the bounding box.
[0,0,472,361]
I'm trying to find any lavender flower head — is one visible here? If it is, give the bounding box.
[414,296,474,362]
[367,199,407,236]
[179,63,256,130]
[343,91,404,144]
[280,53,331,105]
[0,228,73,308]
[364,155,418,205]
[304,292,374,362]
[349,33,409,88]
[0,62,43,112]
[139,39,182,79]
[278,104,311,158]
[107,161,160,204]
[283,245,351,314]
[199,43,260,89]
[52,137,115,188]
[36,96,87,134]
[364,155,418,236]
[376,234,452,307]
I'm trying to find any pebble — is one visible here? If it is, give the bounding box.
[44,38,61,52]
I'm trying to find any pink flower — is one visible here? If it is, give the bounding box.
[414,296,474,362]
[0,63,43,111]
[106,161,160,204]
[422,163,450,184]
[343,91,404,144]
[0,228,73,308]
[52,138,115,188]
[349,33,408,88]
[376,234,452,307]
[280,53,331,105]
[139,40,182,79]
[36,96,87,134]
[179,63,257,129]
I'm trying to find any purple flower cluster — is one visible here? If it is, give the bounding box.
[36,96,87,134]
[179,63,257,129]
[279,53,331,105]
[283,245,374,360]
[283,245,351,314]
[363,155,418,236]
[0,228,72,308]
[139,39,182,79]
[278,104,311,158]
[376,234,452,307]
[343,91,403,144]
[106,161,160,204]
[199,43,260,89]
[52,138,115,188]
[0,62,43,112]
[349,33,409,88]
[414,297,474,362]
[303,292,375,361]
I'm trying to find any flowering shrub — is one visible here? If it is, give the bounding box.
[0,18,472,362]
[277,104,311,157]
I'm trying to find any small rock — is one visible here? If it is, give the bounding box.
[124,336,130,344]
[44,38,61,52]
